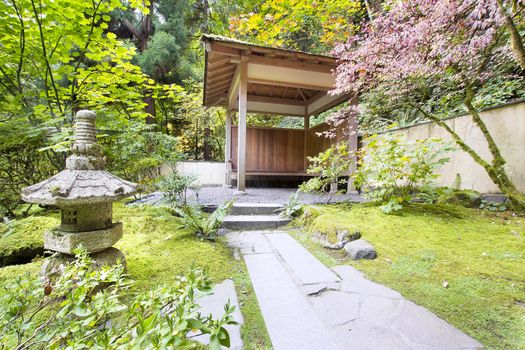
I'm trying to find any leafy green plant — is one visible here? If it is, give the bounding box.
[355,133,453,213]
[0,249,236,349]
[174,201,233,241]
[276,191,303,218]
[159,170,198,205]
[299,142,353,203]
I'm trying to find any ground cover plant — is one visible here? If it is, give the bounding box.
[0,203,271,350]
[0,249,236,349]
[292,202,525,350]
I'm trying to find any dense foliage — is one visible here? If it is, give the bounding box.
[355,133,453,213]
[332,0,525,208]
[0,249,236,349]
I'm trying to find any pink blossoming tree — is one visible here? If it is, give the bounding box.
[332,0,525,209]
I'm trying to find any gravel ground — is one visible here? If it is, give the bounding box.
[130,187,365,207]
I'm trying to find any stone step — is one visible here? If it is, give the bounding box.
[244,253,339,350]
[230,203,283,216]
[222,215,291,231]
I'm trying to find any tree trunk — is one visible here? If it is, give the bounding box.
[203,126,211,160]
[122,2,157,121]
[496,0,525,70]
[144,94,156,125]
[412,102,525,210]
[364,0,382,20]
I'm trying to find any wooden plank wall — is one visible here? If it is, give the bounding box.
[231,126,305,172]
[306,123,347,159]
[231,123,348,173]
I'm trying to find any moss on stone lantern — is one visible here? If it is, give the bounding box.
[22,110,137,277]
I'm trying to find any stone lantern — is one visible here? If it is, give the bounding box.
[22,110,137,276]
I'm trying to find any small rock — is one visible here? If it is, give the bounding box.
[337,229,361,244]
[344,239,377,260]
[216,228,229,236]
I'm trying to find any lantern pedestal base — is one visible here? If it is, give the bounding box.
[41,247,127,281]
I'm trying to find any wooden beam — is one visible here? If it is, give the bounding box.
[248,62,336,90]
[207,56,232,68]
[207,83,230,96]
[207,42,242,57]
[247,55,335,74]
[307,93,349,117]
[228,64,240,110]
[247,94,305,106]
[237,59,248,192]
[207,71,235,84]
[207,64,236,78]
[297,88,307,101]
[247,78,331,91]
[206,91,227,101]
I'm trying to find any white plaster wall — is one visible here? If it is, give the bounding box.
[386,102,525,193]
[162,161,225,186]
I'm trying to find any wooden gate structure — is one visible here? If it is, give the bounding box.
[201,34,358,192]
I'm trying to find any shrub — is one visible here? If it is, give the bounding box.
[0,249,236,349]
[174,201,233,241]
[0,142,56,218]
[159,170,199,206]
[299,142,353,203]
[355,133,453,213]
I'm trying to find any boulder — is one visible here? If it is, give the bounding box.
[344,239,377,260]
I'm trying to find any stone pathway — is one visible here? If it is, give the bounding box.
[193,279,244,349]
[226,230,484,350]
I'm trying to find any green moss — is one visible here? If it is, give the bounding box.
[292,202,525,350]
[437,189,481,208]
[0,202,271,349]
[0,214,59,266]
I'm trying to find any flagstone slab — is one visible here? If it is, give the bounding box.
[225,231,273,254]
[266,232,340,285]
[244,253,339,350]
[308,290,360,327]
[333,265,402,299]
[193,279,244,349]
[332,319,411,350]
[392,300,483,350]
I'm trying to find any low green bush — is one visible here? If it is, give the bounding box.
[0,249,236,349]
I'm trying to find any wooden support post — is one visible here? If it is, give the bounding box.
[224,109,232,187]
[303,115,310,172]
[347,109,359,192]
[237,59,248,192]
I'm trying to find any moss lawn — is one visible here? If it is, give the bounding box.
[291,202,525,350]
[0,202,271,350]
